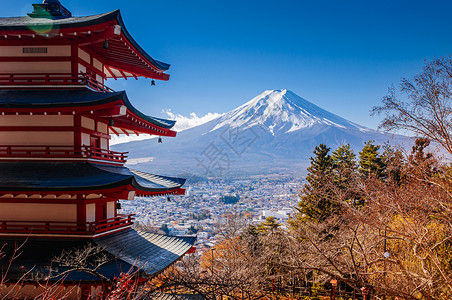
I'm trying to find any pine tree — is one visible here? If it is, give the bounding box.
[332,144,356,169]
[295,144,336,222]
[359,140,385,178]
[306,144,333,186]
[332,143,356,183]
[331,144,360,203]
[256,216,280,233]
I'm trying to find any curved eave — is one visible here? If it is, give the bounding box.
[0,10,170,80]
[120,91,176,130]
[0,89,177,135]
[129,168,186,197]
[0,162,186,197]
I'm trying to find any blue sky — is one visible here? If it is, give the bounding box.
[3,0,452,130]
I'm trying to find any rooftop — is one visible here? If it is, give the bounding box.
[0,161,185,196]
[0,9,170,80]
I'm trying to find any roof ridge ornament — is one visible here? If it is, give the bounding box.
[28,0,72,19]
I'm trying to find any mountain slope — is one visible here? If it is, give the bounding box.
[112,89,409,177]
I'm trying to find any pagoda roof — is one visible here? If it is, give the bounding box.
[0,229,196,282]
[0,161,185,196]
[95,229,196,275]
[0,10,170,80]
[0,88,177,135]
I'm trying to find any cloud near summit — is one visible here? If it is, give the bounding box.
[110,110,223,145]
[163,109,223,132]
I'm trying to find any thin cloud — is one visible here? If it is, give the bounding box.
[164,109,223,132]
[110,110,222,145]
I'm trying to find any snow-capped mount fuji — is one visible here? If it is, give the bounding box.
[211,89,366,134]
[112,89,408,176]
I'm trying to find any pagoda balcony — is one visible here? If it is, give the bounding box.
[0,73,114,93]
[0,214,135,238]
[0,145,128,164]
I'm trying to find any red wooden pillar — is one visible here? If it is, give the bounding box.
[74,115,82,148]
[76,198,86,229]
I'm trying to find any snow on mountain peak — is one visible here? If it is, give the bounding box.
[211,89,365,134]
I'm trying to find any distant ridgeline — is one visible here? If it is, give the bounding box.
[220,195,240,204]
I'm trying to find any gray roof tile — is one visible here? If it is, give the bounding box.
[95,229,196,275]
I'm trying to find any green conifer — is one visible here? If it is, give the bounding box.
[295,144,335,222]
[359,140,386,178]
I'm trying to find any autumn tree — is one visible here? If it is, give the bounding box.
[381,142,405,185]
[372,56,452,155]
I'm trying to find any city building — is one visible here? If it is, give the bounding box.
[0,1,195,298]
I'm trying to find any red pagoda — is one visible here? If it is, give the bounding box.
[0,1,195,298]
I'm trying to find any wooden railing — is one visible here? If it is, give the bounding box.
[88,214,135,234]
[0,73,114,93]
[0,214,135,236]
[0,145,128,163]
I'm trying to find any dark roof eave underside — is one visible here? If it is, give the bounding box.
[0,89,176,129]
[0,161,186,193]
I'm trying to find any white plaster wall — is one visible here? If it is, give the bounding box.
[0,115,73,126]
[0,62,71,73]
[81,117,95,130]
[78,63,87,74]
[93,58,102,71]
[78,48,90,63]
[106,201,115,219]
[0,203,76,222]
[0,45,71,57]
[100,138,108,149]
[81,133,90,146]
[86,203,95,222]
[0,131,73,146]
[97,121,107,134]
[96,74,103,84]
